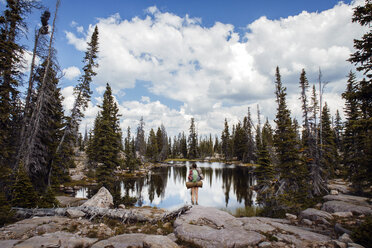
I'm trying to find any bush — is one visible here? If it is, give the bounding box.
[351,216,372,248]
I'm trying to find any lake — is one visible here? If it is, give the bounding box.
[76,161,258,212]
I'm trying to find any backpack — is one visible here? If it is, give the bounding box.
[192,169,199,182]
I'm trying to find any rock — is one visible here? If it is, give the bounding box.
[332,212,353,218]
[64,186,74,194]
[339,233,353,243]
[285,213,297,221]
[56,196,87,207]
[66,209,85,218]
[91,233,179,248]
[332,240,347,248]
[300,208,334,222]
[259,241,272,247]
[13,231,97,248]
[322,201,372,215]
[301,219,313,225]
[327,183,351,194]
[118,204,126,209]
[82,186,113,208]
[323,194,371,207]
[315,203,323,209]
[331,190,339,195]
[156,228,163,234]
[174,206,265,248]
[335,223,352,235]
[348,243,365,248]
[167,233,177,243]
[0,240,21,248]
[163,222,172,229]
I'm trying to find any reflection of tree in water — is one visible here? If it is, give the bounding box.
[147,167,169,203]
[233,167,254,207]
[222,168,232,207]
[173,166,187,184]
[203,167,214,187]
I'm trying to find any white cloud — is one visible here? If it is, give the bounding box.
[77,26,84,33]
[65,2,366,137]
[62,66,81,80]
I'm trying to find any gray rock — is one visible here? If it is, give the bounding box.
[332,240,347,248]
[82,186,113,208]
[323,194,371,207]
[331,190,339,195]
[174,206,264,248]
[348,243,365,248]
[322,201,372,215]
[167,233,177,243]
[66,209,85,218]
[300,208,334,221]
[339,233,353,243]
[13,231,97,248]
[327,183,351,194]
[92,233,179,248]
[332,212,353,218]
[56,196,87,207]
[285,213,297,220]
[258,241,272,247]
[301,219,313,225]
[0,240,21,248]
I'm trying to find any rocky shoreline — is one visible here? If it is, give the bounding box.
[0,179,370,247]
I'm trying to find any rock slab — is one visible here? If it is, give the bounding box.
[322,201,372,215]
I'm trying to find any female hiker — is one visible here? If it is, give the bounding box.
[188,163,204,205]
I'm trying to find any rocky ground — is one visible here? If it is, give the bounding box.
[0,179,370,248]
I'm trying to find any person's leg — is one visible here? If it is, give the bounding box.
[195,187,199,205]
[191,188,195,204]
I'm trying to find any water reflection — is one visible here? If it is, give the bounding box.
[76,162,257,211]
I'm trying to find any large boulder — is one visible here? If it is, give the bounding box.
[300,208,334,221]
[322,201,372,215]
[323,194,371,207]
[82,187,113,208]
[91,233,179,248]
[13,231,97,248]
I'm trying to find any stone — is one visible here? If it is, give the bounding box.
[118,204,126,209]
[300,208,334,222]
[322,201,372,215]
[323,194,371,206]
[332,212,353,218]
[335,223,352,235]
[315,203,323,209]
[331,190,339,195]
[259,241,272,247]
[327,183,351,194]
[332,240,347,248]
[156,228,163,234]
[167,233,177,243]
[301,219,313,225]
[66,209,85,218]
[82,186,113,208]
[91,233,179,248]
[56,196,87,207]
[174,206,265,248]
[285,213,297,221]
[0,240,21,248]
[163,222,172,229]
[348,243,366,248]
[13,231,97,248]
[338,233,353,243]
[64,186,74,194]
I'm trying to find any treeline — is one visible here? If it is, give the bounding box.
[0,0,100,225]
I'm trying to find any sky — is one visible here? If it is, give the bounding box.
[1,0,367,138]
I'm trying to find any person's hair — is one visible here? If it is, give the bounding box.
[192,163,197,169]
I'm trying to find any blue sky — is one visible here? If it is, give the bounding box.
[1,0,365,137]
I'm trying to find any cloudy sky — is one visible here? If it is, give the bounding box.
[6,0,367,138]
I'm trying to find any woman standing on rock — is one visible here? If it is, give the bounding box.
[187,163,204,205]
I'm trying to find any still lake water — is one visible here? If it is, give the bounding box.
[76,161,258,211]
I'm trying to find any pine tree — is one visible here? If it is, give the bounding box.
[57,26,99,153]
[234,122,246,161]
[93,83,122,191]
[273,66,308,211]
[321,103,338,178]
[221,119,231,161]
[11,163,38,208]
[124,127,139,171]
[146,128,158,162]
[180,132,188,158]
[0,190,14,226]
[188,118,198,159]
[243,108,255,163]
[135,117,146,158]
[334,110,343,152]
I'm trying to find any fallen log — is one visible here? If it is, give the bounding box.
[12,205,192,224]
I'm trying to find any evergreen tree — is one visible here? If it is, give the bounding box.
[234,122,246,161]
[124,127,139,171]
[135,117,146,158]
[0,191,14,226]
[92,83,122,191]
[321,103,338,178]
[180,132,188,158]
[334,110,343,152]
[243,109,255,163]
[146,128,158,162]
[188,118,198,158]
[221,119,231,161]
[345,1,372,193]
[11,163,38,208]
[273,67,308,211]
[57,26,99,153]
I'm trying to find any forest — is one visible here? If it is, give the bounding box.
[0,0,371,228]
